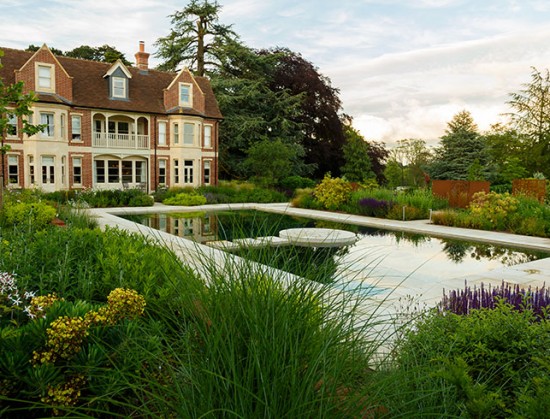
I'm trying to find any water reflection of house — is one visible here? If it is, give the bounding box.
[149,214,217,243]
[0,43,222,192]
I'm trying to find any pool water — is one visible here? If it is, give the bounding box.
[123,210,549,294]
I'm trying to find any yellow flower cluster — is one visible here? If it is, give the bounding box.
[33,288,145,365]
[469,191,518,227]
[41,374,86,415]
[33,316,89,364]
[104,287,147,323]
[28,293,64,319]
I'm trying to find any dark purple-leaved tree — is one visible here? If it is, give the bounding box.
[264,48,346,178]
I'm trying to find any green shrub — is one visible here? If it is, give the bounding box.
[163,193,207,206]
[3,201,57,228]
[313,174,352,210]
[153,186,193,203]
[432,193,550,237]
[42,190,79,204]
[469,191,518,230]
[387,303,550,417]
[290,188,323,209]
[279,175,316,191]
[75,189,154,208]
[198,181,287,204]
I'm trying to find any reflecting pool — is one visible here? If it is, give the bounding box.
[122,210,549,294]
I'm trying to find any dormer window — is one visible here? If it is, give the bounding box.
[35,63,55,93]
[179,83,192,107]
[112,77,127,98]
[104,60,132,100]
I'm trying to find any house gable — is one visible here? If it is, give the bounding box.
[164,68,206,115]
[15,44,73,102]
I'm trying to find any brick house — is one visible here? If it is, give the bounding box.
[0,43,222,193]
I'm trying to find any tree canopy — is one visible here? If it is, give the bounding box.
[264,48,346,178]
[155,0,237,75]
[506,67,550,177]
[341,125,375,183]
[26,44,131,65]
[428,110,488,180]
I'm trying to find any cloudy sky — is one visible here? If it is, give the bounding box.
[2,0,550,147]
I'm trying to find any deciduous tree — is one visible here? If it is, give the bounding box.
[265,48,346,178]
[341,125,375,183]
[66,45,131,65]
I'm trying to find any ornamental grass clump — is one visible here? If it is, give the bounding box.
[441,281,550,320]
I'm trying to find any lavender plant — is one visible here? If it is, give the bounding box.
[441,281,550,319]
[357,197,393,217]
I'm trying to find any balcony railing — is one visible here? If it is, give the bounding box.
[93,132,149,149]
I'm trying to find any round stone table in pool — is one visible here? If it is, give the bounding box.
[279,228,358,248]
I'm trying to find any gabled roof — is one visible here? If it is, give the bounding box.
[103,60,132,79]
[0,46,222,119]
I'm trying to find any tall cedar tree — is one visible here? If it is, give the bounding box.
[155,0,237,75]
[265,48,346,178]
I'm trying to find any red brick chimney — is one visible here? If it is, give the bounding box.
[135,41,150,71]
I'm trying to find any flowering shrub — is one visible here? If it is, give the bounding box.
[1,272,61,325]
[313,174,352,211]
[441,281,550,320]
[33,316,90,364]
[357,197,392,217]
[42,374,86,416]
[0,283,147,415]
[33,288,147,366]
[469,191,518,230]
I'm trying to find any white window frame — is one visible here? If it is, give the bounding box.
[112,76,127,99]
[159,159,167,185]
[179,83,192,107]
[204,160,211,185]
[71,115,82,141]
[72,157,82,185]
[158,121,167,145]
[184,160,193,184]
[174,159,179,184]
[28,155,35,185]
[7,113,18,137]
[36,63,55,93]
[173,123,179,145]
[41,156,55,185]
[183,123,194,145]
[95,160,105,184]
[204,125,212,148]
[7,155,19,185]
[60,114,66,140]
[40,113,55,137]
